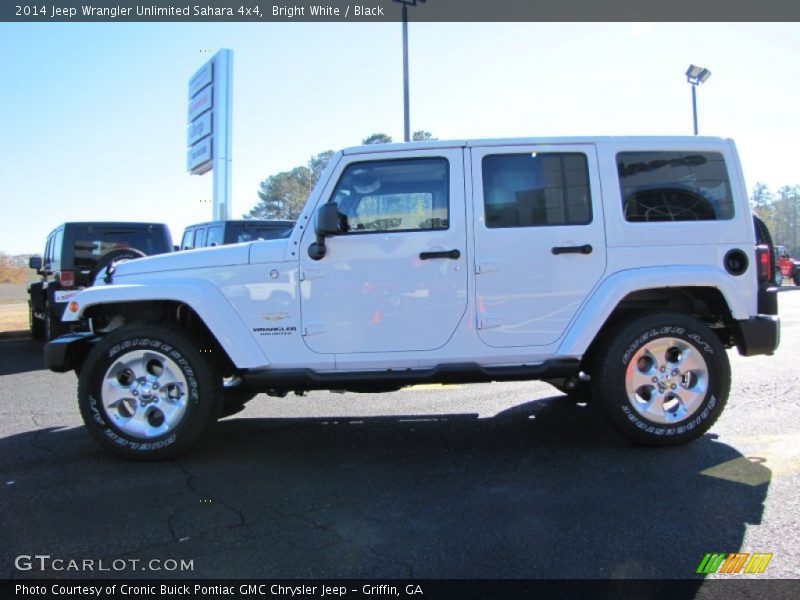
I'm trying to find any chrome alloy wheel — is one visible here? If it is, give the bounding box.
[624,337,709,424]
[101,350,188,438]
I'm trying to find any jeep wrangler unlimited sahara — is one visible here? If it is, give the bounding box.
[44,137,779,459]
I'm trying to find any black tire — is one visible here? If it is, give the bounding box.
[44,301,68,341]
[78,322,223,460]
[29,301,44,340]
[91,247,146,282]
[774,268,783,287]
[793,271,800,287]
[594,312,730,446]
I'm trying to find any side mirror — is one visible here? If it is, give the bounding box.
[309,203,341,261]
[173,245,180,252]
[29,256,42,271]
[315,203,341,236]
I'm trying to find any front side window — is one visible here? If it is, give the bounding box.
[482,153,592,228]
[617,151,734,222]
[330,158,449,234]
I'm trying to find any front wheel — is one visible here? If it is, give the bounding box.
[29,301,44,340]
[44,301,68,341]
[793,270,800,286]
[78,322,223,459]
[594,312,730,446]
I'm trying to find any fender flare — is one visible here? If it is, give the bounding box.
[557,266,750,358]
[60,280,270,369]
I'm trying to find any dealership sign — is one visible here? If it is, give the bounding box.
[187,49,233,219]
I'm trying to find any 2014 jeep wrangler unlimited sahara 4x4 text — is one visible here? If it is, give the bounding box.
[44,137,780,459]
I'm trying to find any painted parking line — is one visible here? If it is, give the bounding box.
[700,433,800,486]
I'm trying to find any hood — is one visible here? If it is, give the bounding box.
[106,243,254,279]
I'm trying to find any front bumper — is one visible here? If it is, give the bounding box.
[734,316,780,357]
[44,333,100,373]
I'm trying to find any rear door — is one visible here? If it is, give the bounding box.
[471,143,606,347]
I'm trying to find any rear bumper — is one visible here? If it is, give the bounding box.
[734,316,780,357]
[44,333,100,373]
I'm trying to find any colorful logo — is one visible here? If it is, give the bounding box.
[696,552,773,574]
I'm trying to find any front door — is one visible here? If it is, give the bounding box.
[300,148,468,355]
[471,144,607,347]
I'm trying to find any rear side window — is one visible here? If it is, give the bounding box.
[51,229,64,270]
[617,151,734,222]
[233,223,292,243]
[482,153,592,228]
[72,227,166,269]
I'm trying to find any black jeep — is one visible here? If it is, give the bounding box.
[28,222,174,340]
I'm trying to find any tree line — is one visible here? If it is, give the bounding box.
[751,183,800,255]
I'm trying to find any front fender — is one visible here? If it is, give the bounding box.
[557,266,752,358]
[60,280,270,369]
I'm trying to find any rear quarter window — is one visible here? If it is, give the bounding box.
[617,151,734,222]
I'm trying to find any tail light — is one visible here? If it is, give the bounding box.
[59,270,75,288]
[755,244,773,284]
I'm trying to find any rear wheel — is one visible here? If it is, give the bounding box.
[774,268,783,287]
[78,322,223,459]
[594,312,730,446]
[793,270,800,286]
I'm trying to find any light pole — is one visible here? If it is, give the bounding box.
[685,64,711,136]
[393,0,425,142]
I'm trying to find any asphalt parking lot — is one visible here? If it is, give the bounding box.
[1,291,799,581]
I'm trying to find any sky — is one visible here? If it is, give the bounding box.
[1,21,799,254]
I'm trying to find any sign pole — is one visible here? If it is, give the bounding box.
[212,49,233,220]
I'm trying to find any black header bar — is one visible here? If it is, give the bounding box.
[3,0,800,23]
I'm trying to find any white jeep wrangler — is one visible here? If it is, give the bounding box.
[45,137,780,459]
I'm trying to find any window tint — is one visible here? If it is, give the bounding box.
[617,151,734,222]
[181,230,194,250]
[52,229,64,270]
[331,158,449,234]
[72,227,166,270]
[207,226,224,246]
[233,223,292,243]
[194,227,207,248]
[482,153,592,228]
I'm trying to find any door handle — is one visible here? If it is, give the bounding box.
[419,249,461,260]
[551,244,593,255]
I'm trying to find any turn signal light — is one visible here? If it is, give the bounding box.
[69,301,79,313]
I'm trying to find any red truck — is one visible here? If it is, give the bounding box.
[774,245,800,286]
